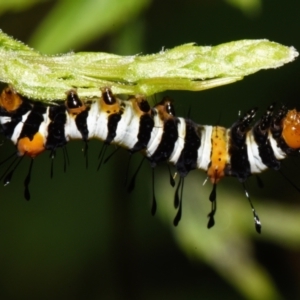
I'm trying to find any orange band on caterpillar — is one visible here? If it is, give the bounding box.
[207,126,228,184]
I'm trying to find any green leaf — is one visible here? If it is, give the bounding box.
[156,177,296,300]
[225,0,262,17]
[29,0,151,54]
[0,0,42,15]
[0,30,298,102]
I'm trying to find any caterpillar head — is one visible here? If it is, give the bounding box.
[282,109,300,149]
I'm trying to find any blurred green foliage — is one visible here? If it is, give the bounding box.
[0,0,300,299]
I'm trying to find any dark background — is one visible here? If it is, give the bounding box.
[1,0,300,299]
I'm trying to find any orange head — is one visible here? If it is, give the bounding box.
[282,109,300,149]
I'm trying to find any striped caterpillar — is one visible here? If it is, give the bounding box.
[0,86,300,233]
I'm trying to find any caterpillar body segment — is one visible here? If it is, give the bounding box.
[207,126,228,184]
[0,86,299,232]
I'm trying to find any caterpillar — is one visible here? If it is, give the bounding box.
[0,85,300,233]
